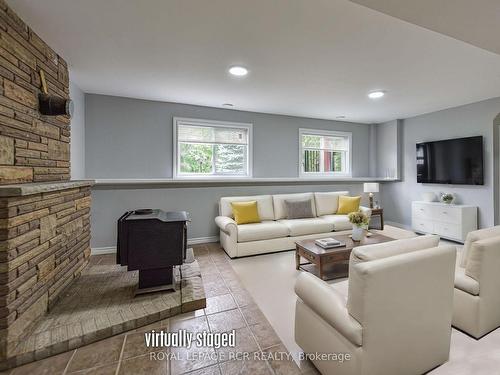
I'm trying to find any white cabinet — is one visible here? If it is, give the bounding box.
[411,201,477,243]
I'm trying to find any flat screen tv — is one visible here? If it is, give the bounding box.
[416,136,483,185]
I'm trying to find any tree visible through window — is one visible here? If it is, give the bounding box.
[174,119,252,178]
[300,130,351,176]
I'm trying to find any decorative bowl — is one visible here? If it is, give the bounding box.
[422,192,437,202]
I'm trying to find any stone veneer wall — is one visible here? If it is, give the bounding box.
[0,0,71,185]
[0,184,92,358]
[0,2,94,363]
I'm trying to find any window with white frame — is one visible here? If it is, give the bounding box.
[299,129,352,176]
[173,118,252,178]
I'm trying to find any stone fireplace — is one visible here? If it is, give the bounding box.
[0,181,93,360]
[0,0,93,365]
[0,2,206,370]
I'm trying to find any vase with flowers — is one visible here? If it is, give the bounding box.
[348,211,369,241]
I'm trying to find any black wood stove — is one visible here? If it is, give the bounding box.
[117,209,190,294]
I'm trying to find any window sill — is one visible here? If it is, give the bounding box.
[173,175,252,180]
[299,174,353,178]
[92,177,399,188]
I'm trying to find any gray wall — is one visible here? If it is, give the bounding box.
[368,124,377,176]
[382,97,500,229]
[85,93,500,247]
[375,120,400,178]
[69,81,85,179]
[494,114,500,224]
[86,94,376,248]
[85,94,372,178]
[92,183,371,248]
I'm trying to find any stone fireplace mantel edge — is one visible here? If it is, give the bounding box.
[0,180,95,197]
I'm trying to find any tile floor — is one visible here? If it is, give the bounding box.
[231,228,500,375]
[3,252,205,370]
[10,226,488,375]
[4,243,308,375]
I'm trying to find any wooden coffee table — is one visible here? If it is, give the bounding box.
[295,233,394,280]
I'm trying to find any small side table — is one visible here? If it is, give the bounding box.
[369,208,384,230]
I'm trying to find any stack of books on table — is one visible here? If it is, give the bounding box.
[315,237,345,249]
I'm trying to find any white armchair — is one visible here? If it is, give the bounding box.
[295,235,456,375]
[453,226,500,338]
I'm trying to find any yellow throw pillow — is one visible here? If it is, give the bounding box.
[231,201,261,225]
[337,196,361,214]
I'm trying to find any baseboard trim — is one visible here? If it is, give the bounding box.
[385,221,412,230]
[91,246,117,255]
[187,236,219,245]
[91,236,219,255]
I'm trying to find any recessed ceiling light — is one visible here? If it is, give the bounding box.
[336,116,346,119]
[368,91,385,99]
[228,66,248,77]
[222,103,234,107]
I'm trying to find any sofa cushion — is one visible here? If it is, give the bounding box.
[295,274,362,346]
[347,235,441,319]
[330,279,349,304]
[321,214,352,231]
[455,266,480,296]
[285,199,314,219]
[460,226,500,267]
[346,245,456,337]
[465,236,500,282]
[220,195,274,221]
[273,193,316,220]
[278,218,333,236]
[237,221,290,243]
[314,191,349,216]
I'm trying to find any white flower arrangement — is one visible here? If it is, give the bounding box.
[348,211,369,228]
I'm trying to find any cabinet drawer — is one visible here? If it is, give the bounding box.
[412,203,433,219]
[297,247,318,263]
[433,206,461,224]
[434,222,461,240]
[412,218,433,233]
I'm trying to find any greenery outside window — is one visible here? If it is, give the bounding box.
[299,128,352,177]
[173,118,252,178]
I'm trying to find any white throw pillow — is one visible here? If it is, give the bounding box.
[314,191,349,216]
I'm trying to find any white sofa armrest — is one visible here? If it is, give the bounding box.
[295,273,363,346]
[455,267,480,296]
[215,216,238,235]
[360,206,372,217]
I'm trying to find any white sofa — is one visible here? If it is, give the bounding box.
[453,226,500,338]
[295,235,457,375]
[215,191,371,258]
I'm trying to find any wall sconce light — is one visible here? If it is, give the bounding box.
[38,70,74,117]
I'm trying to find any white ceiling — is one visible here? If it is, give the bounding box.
[7,0,500,123]
[350,0,500,55]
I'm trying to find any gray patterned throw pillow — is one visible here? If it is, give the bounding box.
[284,199,314,219]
